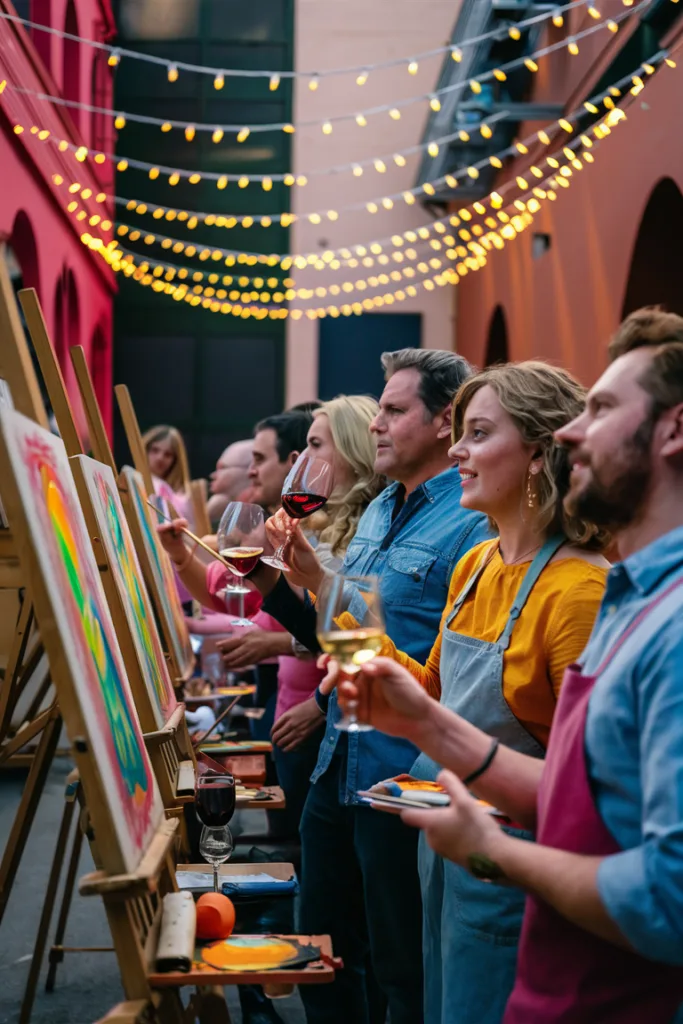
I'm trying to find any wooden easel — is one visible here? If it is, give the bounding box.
[0,405,333,1023]
[0,258,61,928]
[189,479,211,538]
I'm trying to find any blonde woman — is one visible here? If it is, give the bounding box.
[157,395,385,830]
[142,424,193,522]
[324,363,611,1024]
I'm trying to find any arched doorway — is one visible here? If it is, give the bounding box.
[484,305,509,365]
[622,178,683,318]
[10,210,40,294]
[63,1,80,130]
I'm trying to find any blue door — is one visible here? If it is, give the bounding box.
[318,312,422,400]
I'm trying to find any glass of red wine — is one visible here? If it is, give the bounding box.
[261,454,333,571]
[195,774,236,892]
[195,773,237,827]
[217,503,266,625]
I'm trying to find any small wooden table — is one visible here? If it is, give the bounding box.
[224,755,266,786]
[236,785,285,810]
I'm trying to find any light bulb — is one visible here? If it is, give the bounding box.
[451,47,463,62]
[322,121,333,134]
[308,76,319,91]
[430,96,441,112]
[168,64,179,82]
[269,74,280,91]
[408,61,418,75]
[389,108,401,120]
[237,127,250,142]
[470,80,482,94]
[356,71,369,86]
[214,73,225,90]
[428,142,439,157]
[356,113,367,127]
[115,115,126,130]
[185,125,195,141]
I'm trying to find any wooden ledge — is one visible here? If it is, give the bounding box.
[79,818,178,897]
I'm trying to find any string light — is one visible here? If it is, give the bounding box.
[167,64,178,83]
[51,50,665,276]
[0,2,645,141]
[0,0,609,88]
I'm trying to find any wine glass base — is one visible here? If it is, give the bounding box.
[230,618,253,627]
[260,555,290,572]
[335,720,374,733]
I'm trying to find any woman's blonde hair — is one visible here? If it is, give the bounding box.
[141,424,191,495]
[313,395,384,556]
[452,361,610,550]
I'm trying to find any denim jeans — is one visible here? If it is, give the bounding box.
[298,755,423,1024]
[272,725,325,840]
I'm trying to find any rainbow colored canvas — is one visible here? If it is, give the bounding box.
[0,409,163,874]
[73,456,177,728]
[121,466,194,679]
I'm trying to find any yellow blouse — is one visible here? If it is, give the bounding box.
[343,540,608,748]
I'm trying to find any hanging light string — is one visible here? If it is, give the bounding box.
[1,0,651,142]
[48,49,669,274]
[77,116,600,322]
[73,71,645,313]
[0,0,611,87]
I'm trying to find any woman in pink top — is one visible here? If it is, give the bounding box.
[159,396,385,835]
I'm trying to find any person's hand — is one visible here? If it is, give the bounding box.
[400,770,504,870]
[216,629,279,669]
[157,519,192,565]
[265,510,325,592]
[271,697,324,752]
[319,656,435,743]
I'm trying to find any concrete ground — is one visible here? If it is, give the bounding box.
[0,757,306,1024]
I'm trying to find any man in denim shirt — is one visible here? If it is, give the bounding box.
[276,349,488,1024]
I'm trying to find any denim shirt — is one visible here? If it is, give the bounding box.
[311,466,490,803]
[581,524,683,965]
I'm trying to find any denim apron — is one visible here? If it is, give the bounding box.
[412,535,565,1024]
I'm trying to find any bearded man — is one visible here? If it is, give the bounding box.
[334,308,683,1023]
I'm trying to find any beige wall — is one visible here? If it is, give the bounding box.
[286,0,462,405]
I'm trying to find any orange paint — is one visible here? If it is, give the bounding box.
[202,936,299,971]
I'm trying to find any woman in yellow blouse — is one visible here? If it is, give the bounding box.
[332,362,610,1024]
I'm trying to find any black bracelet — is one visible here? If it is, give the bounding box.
[462,738,500,787]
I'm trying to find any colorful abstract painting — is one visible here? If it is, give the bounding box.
[73,456,177,729]
[121,467,194,679]
[0,409,163,874]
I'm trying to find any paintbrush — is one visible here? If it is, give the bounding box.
[147,499,234,571]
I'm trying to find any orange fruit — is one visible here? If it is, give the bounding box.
[195,893,236,940]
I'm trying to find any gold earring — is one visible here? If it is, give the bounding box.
[526,472,536,508]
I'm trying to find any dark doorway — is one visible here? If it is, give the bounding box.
[622,178,683,318]
[318,312,421,400]
[485,305,509,365]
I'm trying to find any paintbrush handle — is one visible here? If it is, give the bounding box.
[148,500,233,571]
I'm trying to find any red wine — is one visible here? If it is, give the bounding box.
[195,776,236,826]
[282,491,328,519]
[220,546,263,576]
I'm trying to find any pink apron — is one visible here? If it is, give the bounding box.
[505,578,683,1023]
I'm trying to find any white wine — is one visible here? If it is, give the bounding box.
[220,547,264,576]
[317,628,384,671]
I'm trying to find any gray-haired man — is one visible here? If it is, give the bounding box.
[271,350,491,1024]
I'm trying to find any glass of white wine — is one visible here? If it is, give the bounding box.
[316,574,384,733]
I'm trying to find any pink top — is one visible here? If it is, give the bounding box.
[154,477,194,605]
[205,562,322,721]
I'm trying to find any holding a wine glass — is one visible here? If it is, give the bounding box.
[261,453,334,570]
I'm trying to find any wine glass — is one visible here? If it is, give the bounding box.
[261,454,334,571]
[199,825,234,893]
[316,574,384,733]
[195,773,237,827]
[217,503,266,626]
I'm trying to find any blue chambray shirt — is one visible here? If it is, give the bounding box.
[581,524,683,966]
[310,465,490,803]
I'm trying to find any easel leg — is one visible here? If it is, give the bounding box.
[191,987,232,1024]
[19,791,78,1023]
[45,804,84,991]
[0,710,61,926]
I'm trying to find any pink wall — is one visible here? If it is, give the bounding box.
[0,0,116,433]
[454,7,683,385]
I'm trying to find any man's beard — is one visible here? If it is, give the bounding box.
[564,417,655,531]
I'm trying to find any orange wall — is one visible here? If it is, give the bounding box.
[455,11,683,385]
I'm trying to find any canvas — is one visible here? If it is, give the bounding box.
[0,408,163,874]
[121,466,194,679]
[73,455,177,729]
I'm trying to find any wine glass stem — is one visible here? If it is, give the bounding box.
[213,863,219,893]
[238,591,245,621]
